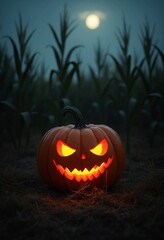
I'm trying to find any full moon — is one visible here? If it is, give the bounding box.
[85,14,100,29]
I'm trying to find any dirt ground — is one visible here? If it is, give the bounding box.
[0,131,164,240]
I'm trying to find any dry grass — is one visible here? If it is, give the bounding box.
[0,132,164,240]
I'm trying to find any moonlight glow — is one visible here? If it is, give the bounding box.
[85,14,100,29]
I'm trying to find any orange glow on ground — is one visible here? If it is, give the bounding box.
[52,157,113,182]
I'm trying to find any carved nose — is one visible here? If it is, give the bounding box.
[81,154,86,159]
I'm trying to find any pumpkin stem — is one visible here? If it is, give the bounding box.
[62,106,87,129]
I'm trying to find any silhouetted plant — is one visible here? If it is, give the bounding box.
[138,19,163,146]
[109,18,144,153]
[0,43,15,146]
[0,46,14,100]
[153,44,164,70]
[47,6,81,125]
[89,40,112,123]
[139,19,159,92]
[0,15,38,151]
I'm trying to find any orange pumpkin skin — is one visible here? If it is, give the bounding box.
[37,107,125,191]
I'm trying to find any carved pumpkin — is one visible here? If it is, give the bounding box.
[37,106,125,191]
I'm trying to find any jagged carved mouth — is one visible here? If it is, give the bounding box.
[52,157,113,182]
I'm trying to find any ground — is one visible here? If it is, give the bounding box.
[0,131,164,240]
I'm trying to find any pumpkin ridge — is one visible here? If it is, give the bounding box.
[37,127,62,186]
[99,124,125,177]
[47,128,64,184]
[53,127,74,189]
[95,126,118,171]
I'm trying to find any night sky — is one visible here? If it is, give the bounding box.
[0,0,164,75]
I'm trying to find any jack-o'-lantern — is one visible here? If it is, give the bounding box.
[37,106,125,191]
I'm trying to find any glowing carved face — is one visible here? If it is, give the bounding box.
[52,138,113,182]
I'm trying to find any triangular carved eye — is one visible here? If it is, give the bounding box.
[90,138,108,156]
[56,140,76,157]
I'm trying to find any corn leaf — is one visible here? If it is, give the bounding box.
[147,93,163,99]
[153,44,164,68]
[88,65,99,93]
[118,110,126,121]
[25,29,36,48]
[48,69,56,91]
[150,53,158,73]
[0,100,16,111]
[49,24,61,52]
[101,80,111,99]
[138,68,149,92]
[60,98,71,109]
[110,54,125,82]
[64,45,82,65]
[48,45,61,70]
[6,36,21,81]
[128,97,137,116]
[62,62,77,97]
[20,111,31,129]
[22,52,38,85]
